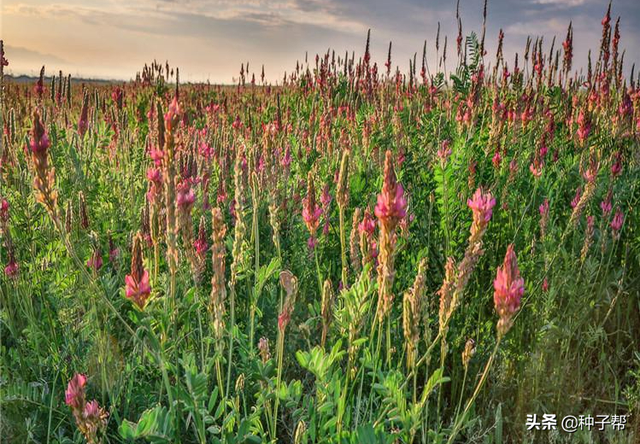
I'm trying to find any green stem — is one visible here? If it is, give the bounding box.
[314,246,322,296]
[226,285,236,397]
[336,352,353,435]
[385,317,391,367]
[436,335,446,423]
[195,286,205,370]
[215,354,225,402]
[442,163,452,257]
[153,241,159,284]
[454,366,469,421]
[250,190,260,351]
[339,204,348,287]
[365,321,384,421]
[272,329,285,441]
[447,337,501,444]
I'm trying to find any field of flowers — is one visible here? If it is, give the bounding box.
[1,4,639,443]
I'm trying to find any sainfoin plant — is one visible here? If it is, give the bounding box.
[2,2,640,443]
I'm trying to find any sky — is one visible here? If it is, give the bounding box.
[1,0,639,83]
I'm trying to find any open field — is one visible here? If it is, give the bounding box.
[1,5,639,443]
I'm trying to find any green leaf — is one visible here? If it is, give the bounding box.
[494,403,503,444]
[118,420,137,440]
[208,387,219,412]
[419,369,450,406]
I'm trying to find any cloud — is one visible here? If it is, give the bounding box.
[3,45,69,66]
[3,0,370,37]
[1,0,638,82]
[505,17,571,37]
[534,0,587,6]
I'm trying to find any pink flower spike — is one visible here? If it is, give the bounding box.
[302,205,322,231]
[374,151,407,231]
[65,374,87,409]
[164,96,181,132]
[176,180,196,209]
[467,188,496,223]
[29,115,50,154]
[493,244,524,336]
[0,198,9,222]
[87,250,103,272]
[83,400,101,419]
[4,259,18,278]
[125,270,151,309]
[571,187,582,209]
[358,208,376,236]
[611,209,624,232]
[539,199,549,216]
[437,140,452,164]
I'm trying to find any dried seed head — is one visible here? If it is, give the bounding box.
[258,337,271,363]
[302,171,322,241]
[403,257,428,368]
[279,270,299,332]
[294,421,307,444]
[349,208,362,274]
[235,373,245,393]
[65,200,73,234]
[438,257,457,332]
[320,279,334,347]
[210,207,227,340]
[336,150,350,208]
[462,338,476,369]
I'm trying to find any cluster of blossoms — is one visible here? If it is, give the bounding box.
[374,150,408,232]
[194,217,208,261]
[576,108,591,145]
[176,177,202,281]
[176,178,196,210]
[146,167,163,205]
[86,247,103,272]
[437,140,452,165]
[302,171,322,249]
[358,208,377,270]
[467,188,496,241]
[611,208,624,239]
[125,233,151,309]
[493,244,525,338]
[65,374,108,444]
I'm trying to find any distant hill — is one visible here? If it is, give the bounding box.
[4,74,123,85]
